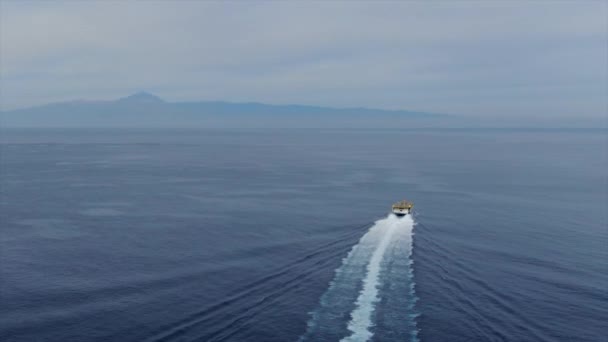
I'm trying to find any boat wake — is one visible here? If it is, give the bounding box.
[300,214,418,342]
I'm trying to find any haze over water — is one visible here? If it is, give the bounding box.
[2,0,607,340]
[1,128,606,341]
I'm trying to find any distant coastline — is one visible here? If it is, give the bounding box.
[3,92,605,129]
[0,92,445,128]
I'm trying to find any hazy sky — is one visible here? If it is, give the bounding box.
[1,1,606,120]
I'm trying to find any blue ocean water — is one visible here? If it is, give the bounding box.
[0,128,606,342]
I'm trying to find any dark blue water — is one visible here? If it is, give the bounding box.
[1,128,606,341]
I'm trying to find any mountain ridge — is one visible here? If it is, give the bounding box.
[1,92,446,128]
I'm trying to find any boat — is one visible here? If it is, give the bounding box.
[392,200,413,216]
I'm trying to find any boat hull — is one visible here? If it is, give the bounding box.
[392,208,410,216]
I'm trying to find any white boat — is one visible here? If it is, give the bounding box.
[392,200,413,216]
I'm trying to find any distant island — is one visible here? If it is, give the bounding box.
[0,92,446,128]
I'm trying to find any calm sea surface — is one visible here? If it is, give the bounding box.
[1,128,606,341]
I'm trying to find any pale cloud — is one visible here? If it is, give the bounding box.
[1,1,606,120]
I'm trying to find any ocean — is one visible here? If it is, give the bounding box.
[1,128,606,342]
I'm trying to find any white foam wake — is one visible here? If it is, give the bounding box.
[341,214,413,341]
[300,214,416,342]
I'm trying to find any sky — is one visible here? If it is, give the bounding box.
[1,1,606,122]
